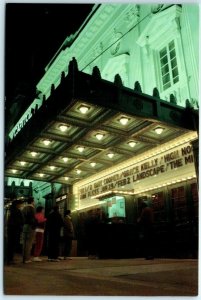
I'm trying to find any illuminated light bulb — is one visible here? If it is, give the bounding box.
[59,124,69,132]
[90,162,96,167]
[95,133,104,140]
[128,141,136,148]
[154,127,164,135]
[107,153,114,158]
[76,169,81,174]
[64,177,69,181]
[77,146,84,153]
[50,166,55,170]
[63,157,68,163]
[119,116,129,125]
[43,139,51,146]
[79,105,89,114]
[20,161,26,166]
[12,169,17,174]
[39,173,44,177]
[31,151,37,157]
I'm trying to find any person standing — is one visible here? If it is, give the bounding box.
[46,205,64,262]
[63,210,74,260]
[137,200,155,260]
[33,206,47,262]
[6,199,24,265]
[22,197,37,263]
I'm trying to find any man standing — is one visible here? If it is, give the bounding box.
[22,197,37,263]
[63,210,74,260]
[137,200,155,260]
[46,205,64,261]
[6,199,24,265]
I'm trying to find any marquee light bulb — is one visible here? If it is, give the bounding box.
[154,127,164,135]
[79,105,89,114]
[107,153,114,158]
[119,117,129,125]
[31,152,37,157]
[77,146,84,153]
[95,133,104,140]
[128,141,136,148]
[43,139,51,146]
[59,124,69,132]
[63,157,68,163]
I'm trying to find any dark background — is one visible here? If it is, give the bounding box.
[5,3,94,112]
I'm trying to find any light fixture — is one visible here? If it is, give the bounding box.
[107,153,114,158]
[119,116,129,125]
[79,105,89,114]
[31,151,37,157]
[63,157,68,163]
[128,141,137,148]
[64,177,69,181]
[90,162,96,167]
[76,169,81,174]
[20,161,26,166]
[59,124,69,132]
[39,173,44,177]
[50,166,55,170]
[43,139,51,146]
[95,133,104,140]
[12,169,17,174]
[77,146,84,153]
[154,127,164,135]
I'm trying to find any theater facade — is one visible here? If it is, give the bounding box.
[5,3,199,257]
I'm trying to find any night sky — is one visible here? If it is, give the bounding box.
[5,3,94,111]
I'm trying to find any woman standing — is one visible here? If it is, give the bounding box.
[33,206,47,262]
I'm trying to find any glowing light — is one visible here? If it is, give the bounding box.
[20,161,26,166]
[90,162,96,167]
[12,169,17,174]
[128,141,136,148]
[59,124,69,132]
[39,173,44,177]
[154,127,164,135]
[43,139,51,146]
[77,146,84,153]
[119,116,129,125]
[107,153,114,158]
[64,177,69,181]
[76,169,81,174]
[63,157,68,163]
[79,105,89,114]
[50,166,55,170]
[95,133,104,140]
[31,152,37,157]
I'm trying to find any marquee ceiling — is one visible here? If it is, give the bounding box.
[5,64,198,186]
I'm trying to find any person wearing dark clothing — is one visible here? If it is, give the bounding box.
[46,205,64,261]
[85,211,100,259]
[138,201,155,260]
[62,210,74,259]
[6,199,24,265]
[22,197,37,263]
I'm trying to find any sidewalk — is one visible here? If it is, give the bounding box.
[3,256,198,296]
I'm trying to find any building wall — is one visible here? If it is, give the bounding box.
[37,4,199,109]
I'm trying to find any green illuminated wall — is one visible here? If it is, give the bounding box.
[37,4,199,109]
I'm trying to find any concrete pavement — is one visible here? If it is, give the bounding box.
[3,256,198,296]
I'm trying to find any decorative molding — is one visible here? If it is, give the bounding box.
[137,5,182,50]
[124,5,140,29]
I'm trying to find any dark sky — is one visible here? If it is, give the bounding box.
[5,3,94,109]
